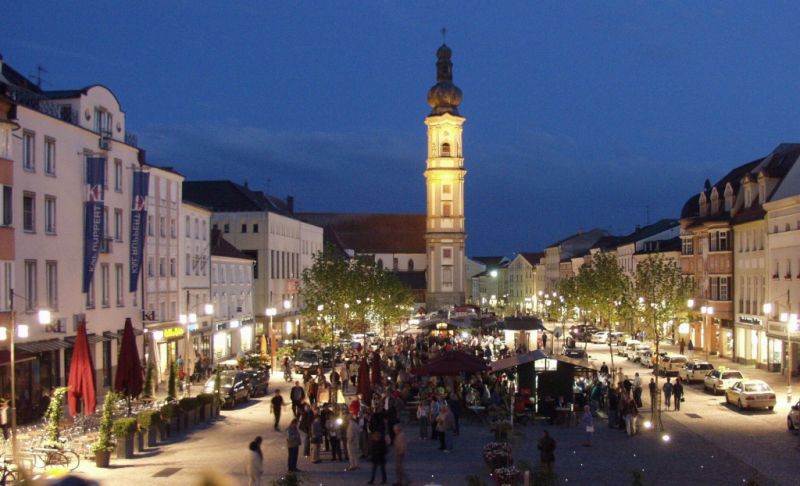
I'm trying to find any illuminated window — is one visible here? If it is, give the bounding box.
[441,143,451,156]
[442,203,452,217]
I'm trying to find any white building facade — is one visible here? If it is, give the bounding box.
[179,201,212,368]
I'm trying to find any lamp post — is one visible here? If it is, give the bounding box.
[786,313,798,403]
[4,289,51,467]
[700,305,714,360]
[266,307,277,369]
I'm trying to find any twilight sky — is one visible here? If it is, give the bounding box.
[6,2,800,256]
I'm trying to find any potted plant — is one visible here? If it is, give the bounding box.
[196,393,214,422]
[492,465,521,486]
[142,361,155,400]
[113,417,138,459]
[161,402,180,436]
[43,387,68,449]
[483,442,513,470]
[92,391,117,467]
[167,362,177,401]
[179,397,198,428]
[137,409,161,448]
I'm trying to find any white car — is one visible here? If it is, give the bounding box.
[704,369,745,395]
[591,331,609,344]
[659,355,689,376]
[632,345,652,363]
[725,380,776,410]
[623,340,643,359]
[678,361,714,383]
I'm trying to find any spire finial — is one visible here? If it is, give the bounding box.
[441,27,447,44]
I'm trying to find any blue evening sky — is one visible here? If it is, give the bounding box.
[5,2,800,256]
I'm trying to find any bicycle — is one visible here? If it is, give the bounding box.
[29,446,80,471]
[0,458,15,486]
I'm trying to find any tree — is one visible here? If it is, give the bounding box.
[633,254,693,430]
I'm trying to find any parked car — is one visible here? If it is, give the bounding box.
[630,344,652,362]
[204,370,250,408]
[787,400,800,430]
[725,379,776,410]
[294,349,322,374]
[608,331,625,344]
[622,340,642,359]
[704,369,745,395]
[658,355,689,376]
[244,369,270,397]
[563,347,588,359]
[643,351,668,369]
[591,331,609,344]
[570,325,598,342]
[678,361,714,383]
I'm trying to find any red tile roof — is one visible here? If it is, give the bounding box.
[297,213,426,254]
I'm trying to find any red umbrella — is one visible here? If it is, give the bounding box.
[370,353,382,385]
[114,318,144,399]
[357,358,371,398]
[68,321,97,416]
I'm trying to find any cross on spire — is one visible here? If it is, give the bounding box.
[441,27,447,43]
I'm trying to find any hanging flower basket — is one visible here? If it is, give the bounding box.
[492,465,521,486]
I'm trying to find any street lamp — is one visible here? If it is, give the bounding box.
[266,307,277,368]
[3,289,51,467]
[700,305,714,360]
[781,312,798,403]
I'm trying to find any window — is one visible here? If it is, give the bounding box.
[393,257,399,271]
[443,248,452,259]
[270,250,275,278]
[442,266,453,289]
[147,215,154,236]
[159,257,165,277]
[377,259,383,269]
[709,230,730,251]
[114,208,123,241]
[24,260,36,310]
[86,275,95,309]
[23,192,35,232]
[441,142,451,156]
[194,219,199,238]
[147,257,154,277]
[408,259,414,271]
[170,218,176,238]
[185,216,191,237]
[786,259,792,279]
[113,158,122,191]
[115,264,124,306]
[160,216,166,238]
[442,203,452,217]
[202,221,207,240]
[44,196,56,234]
[241,223,247,233]
[243,250,258,279]
[101,264,110,307]
[253,224,259,233]
[1,185,10,226]
[44,137,56,175]
[170,258,176,277]
[22,131,35,171]
[223,223,230,234]
[45,261,57,310]
[102,340,112,387]
[94,108,112,137]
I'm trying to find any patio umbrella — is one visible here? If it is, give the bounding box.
[357,358,371,397]
[412,351,489,376]
[68,321,97,416]
[114,318,144,399]
[370,353,382,385]
[148,333,162,384]
[260,335,268,362]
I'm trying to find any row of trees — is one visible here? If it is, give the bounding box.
[299,244,414,343]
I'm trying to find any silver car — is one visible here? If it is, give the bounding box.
[678,361,714,383]
[704,369,745,395]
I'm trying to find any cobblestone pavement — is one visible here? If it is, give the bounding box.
[56,375,797,486]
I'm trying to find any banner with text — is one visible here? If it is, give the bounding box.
[82,157,106,293]
[129,170,149,292]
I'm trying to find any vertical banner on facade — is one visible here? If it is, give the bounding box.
[129,170,149,292]
[82,157,106,293]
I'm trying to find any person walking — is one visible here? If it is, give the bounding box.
[367,430,387,484]
[673,377,684,411]
[633,373,643,408]
[393,424,408,486]
[271,390,286,431]
[245,436,264,486]
[542,332,548,352]
[299,404,313,457]
[416,400,430,440]
[436,406,450,452]
[346,415,360,471]
[290,381,305,418]
[679,338,686,355]
[310,412,323,464]
[623,397,638,436]
[580,405,593,447]
[648,378,657,408]
[327,415,343,462]
[286,419,302,472]
[688,339,694,358]
[537,430,556,476]
[662,378,673,410]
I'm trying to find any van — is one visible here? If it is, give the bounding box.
[623,340,642,359]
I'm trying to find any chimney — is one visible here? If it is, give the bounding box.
[286,195,294,213]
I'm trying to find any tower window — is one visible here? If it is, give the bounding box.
[441,143,451,157]
[408,259,414,271]
[442,203,452,217]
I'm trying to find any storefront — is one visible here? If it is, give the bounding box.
[734,315,767,367]
[148,324,185,380]
[240,320,255,354]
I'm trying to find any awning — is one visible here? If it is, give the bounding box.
[103,328,144,340]
[16,339,71,354]
[491,349,548,372]
[0,350,36,366]
[501,317,545,332]
[65,333,111,346]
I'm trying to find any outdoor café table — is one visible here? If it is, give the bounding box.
[555,406,575,427]
[467,405,487,424]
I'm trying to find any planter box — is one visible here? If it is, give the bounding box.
[187,409,197,427]
[115,434,134,459]
[182,412,189,430]
[145,425,158,447]
[95,450,111,468]
[135,431,145,452]
[170,416,180,435]
[204,403,212,421]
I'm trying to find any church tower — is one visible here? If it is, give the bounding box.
[425,42,466,310]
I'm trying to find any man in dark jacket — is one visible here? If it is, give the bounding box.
[271,390,286,431]
[290,381,306,418]
[538,430,556,475]
[299,405,313,457]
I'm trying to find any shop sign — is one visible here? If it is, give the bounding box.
[163,327,185,339]
[738,315,762,326]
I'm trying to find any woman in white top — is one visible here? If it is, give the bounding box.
[245,436,263,486]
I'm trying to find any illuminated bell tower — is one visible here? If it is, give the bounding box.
[425,42,466,310]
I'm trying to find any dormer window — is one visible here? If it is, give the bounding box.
[758,179,766,204]
[710,188,720,214]
[441,142,451,157]
[94,108,112,138]
[744,182,753,208]
[699,193,708,217]
[724,183,734,212]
